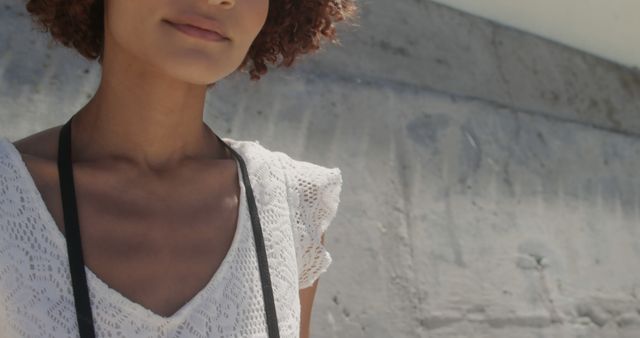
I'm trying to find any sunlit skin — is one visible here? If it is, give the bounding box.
[13,0,321,336]
[299,234,325,338]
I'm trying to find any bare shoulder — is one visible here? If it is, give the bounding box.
[12,125,62,161]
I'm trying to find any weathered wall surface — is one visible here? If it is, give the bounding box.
[1,0,640,337]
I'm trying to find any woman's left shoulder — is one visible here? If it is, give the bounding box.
[223,137,342,180]
[221,137,277,168]
[256,145,343,290]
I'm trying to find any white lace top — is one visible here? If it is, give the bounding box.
[0,135,343,338]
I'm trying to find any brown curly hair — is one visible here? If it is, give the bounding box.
[24,0,359,82]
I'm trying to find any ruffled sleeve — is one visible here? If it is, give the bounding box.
[276,152,343,289]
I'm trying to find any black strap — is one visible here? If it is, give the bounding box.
[58,117,95,338]
[212,133,281,338]
[58,115,280,337]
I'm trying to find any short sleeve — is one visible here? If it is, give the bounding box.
[276,152,343,289]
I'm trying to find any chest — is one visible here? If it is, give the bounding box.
[23,156,242,318]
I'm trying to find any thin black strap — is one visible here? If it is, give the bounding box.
[215,134,281,338]
[58,117,96,338]
[59,115,280,337]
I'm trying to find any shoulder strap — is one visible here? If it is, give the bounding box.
[215,136,281,338]
[58,117,96,337]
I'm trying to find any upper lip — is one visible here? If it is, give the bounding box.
[165,14,229,39]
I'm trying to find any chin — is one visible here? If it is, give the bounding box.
[152,54,232,85]
[168,68,233,86]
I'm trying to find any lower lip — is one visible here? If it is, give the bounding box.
[165,21,228,42]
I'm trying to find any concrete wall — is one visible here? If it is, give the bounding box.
[2,0,640,337]
[431,0,640,70]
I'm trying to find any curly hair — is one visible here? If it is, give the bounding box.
[24,0,359,82]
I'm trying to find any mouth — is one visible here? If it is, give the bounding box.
[164,20,229,42]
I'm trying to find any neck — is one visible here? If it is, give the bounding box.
[70,60,227,173]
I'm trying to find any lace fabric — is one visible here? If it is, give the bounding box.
[0,136,342,338]
[275,152,343,289]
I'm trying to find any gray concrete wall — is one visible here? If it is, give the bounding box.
[2,0,640,337]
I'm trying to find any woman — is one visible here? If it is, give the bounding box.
[0,0,358,337]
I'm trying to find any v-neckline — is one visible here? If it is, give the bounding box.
[1,136,247,324]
